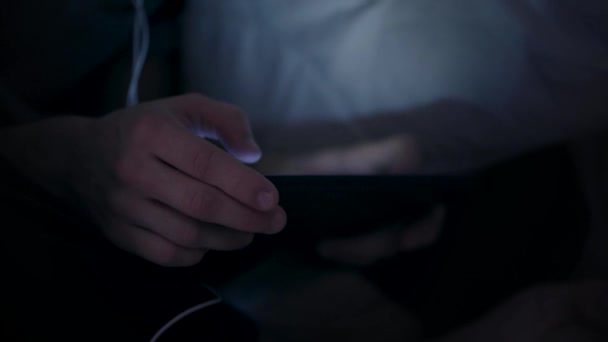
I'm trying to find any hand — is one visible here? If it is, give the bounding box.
[255,133,430,266]
[60,94,286,266]
[316,205,446,266]
[256,135,420,175]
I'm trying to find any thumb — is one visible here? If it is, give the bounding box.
[166,93,262,164]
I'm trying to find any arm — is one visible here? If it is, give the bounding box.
[0,94,287,267]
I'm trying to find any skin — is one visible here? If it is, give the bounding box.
[255,134,420,176]
[0,93,287,267]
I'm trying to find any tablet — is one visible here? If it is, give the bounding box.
[267,175,476,238]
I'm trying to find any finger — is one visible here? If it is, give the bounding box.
[165,93,262,163]
[134,160,286,234]
[271,148,370,175]
[399,205,445,251]
[337,135,417,174]
[113,194,255,251]
[340,136,404,173]
[282,135,415,175]
[152,120,280,212]
[387,136,420,173]
[316,225,403,266]
[103,220,207,267]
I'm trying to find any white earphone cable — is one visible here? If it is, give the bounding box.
[127,3,224,340]
[127,0,150,106]
[149,283,223,342]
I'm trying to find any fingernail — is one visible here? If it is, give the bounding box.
[270,210,286,233]
[257,190,275,211]
[244,138,262,156]
[248,138,261,151]
[235,150,262,164]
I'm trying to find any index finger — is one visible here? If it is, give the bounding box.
[154,123,280,212]
[165,94,262,164]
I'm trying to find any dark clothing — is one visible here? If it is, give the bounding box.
[0,158,258,341]
[0,2,258,340]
